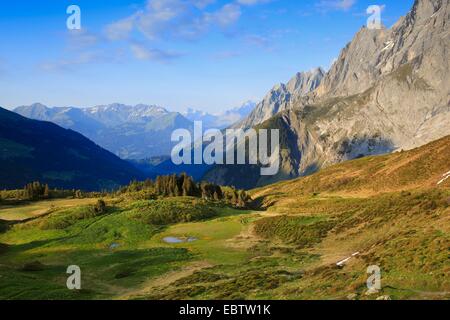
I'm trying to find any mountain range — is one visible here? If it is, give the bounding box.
[13,103,192,159]
[14,101,254,160]
[6,0,450,191]
[204,0,450,189]
[0,107,143,190]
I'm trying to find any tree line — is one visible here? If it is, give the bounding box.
[0,175,252,208]
[119,173,252,208]
[0,182,106,202]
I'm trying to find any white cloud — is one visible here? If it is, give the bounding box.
[212,50,242,60]
[317,0,357,11]
[66,29,99,49]
[65,0,275,65]
[206,3,241,28]
[237,0,272,5]
[102,0,257,62]
[130,42,183,61]
[40,52,103,71]
[40,50,125,72]
[104,16,135,41]
[244,34,270,47]
[104,0,251,42]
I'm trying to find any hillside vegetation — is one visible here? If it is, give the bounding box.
[252,135,450,206]
[245,135,450,299]
[0,137,448,300]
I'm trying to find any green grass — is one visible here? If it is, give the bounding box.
[0,198,255,300]
[254,215,334,248]
[0,184,449,300]
[0,198,97,221]
[147,210,255,266]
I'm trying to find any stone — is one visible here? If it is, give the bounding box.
[376,295,392,300]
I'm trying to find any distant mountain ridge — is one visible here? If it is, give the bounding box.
[14,101,256,159]
[14,103,193,159]
[84,103,170,126]
[183,100,256,129]
[0,106,144,190]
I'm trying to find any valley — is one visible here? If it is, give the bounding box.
[0,137,448,300]
[0,0,448,303]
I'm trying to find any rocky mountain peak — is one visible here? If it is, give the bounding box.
[29,102,49,109]
[14,103,54,120]
[207,0,450,189]
[235,67,325,129]
[286,68,325,96]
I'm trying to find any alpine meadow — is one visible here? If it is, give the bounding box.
[0,0,449,304]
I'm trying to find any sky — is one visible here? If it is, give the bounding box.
[0,0,414,113]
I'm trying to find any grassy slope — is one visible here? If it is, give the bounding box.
[252,135,450,202]
[0,198,97,221]
[0,137,448,300]
[245,135,450,299]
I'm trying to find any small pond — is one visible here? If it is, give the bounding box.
[163,236,198,244]
[109,242,121,250]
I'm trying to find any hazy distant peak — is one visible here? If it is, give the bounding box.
[183,101,256,129]
[14,103,54,120]
[227,100,256,116]
[29,102,49,109]
[129,104,169,117]
[17,102,50,112]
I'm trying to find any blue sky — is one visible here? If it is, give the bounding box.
[0,0,414,113]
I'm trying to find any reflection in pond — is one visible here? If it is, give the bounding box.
[163,236,198,244]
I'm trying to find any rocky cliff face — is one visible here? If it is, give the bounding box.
[315,0,448,98]
[235,68,325,129]
[205,0,450,188]
[299,0,450,152]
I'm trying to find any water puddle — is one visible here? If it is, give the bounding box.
[109,242,121,250]
[163,236,198,244]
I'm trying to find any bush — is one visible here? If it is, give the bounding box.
[114,268,136,279]
[20,261,45,272]
[94,199,107,214]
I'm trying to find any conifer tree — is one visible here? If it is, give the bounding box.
[44,184,50,198]
[155,176,163,195]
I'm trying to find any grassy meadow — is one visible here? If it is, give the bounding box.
[0,190,448,300]
[0,197,260,299]
[0,137,449,300]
